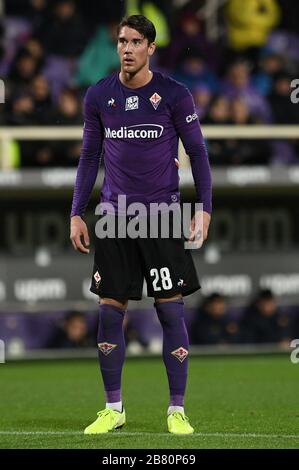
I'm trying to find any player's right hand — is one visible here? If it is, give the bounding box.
[70,216,90,254]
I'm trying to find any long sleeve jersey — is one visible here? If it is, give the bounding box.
[71,71,212,217]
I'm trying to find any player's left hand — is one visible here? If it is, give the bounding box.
[188,210,211,248]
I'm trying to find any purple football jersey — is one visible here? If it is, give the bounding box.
[71,71,212,216]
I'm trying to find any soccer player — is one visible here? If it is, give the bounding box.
[70,15,212,435]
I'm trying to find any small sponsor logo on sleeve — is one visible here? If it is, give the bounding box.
[186,113,198,123]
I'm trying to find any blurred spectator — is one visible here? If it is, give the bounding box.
[0,17,33,76]
[124,313,149,352]
[30,75,52,124]
[225,0,280,57]
[7,92,36,126]
[22,36,45,62]
[10,87,82,167]
[49,88,82,166]
[161,12,221,72]
[190,293,240,345]
[75,22,119,87]
[5,91,48,166]
[202,95,232,165]
[231,97,256,125]
[51,88,82,125]
[223,60,271,122]
[252,51,285,96]
[173,48,220,94]
[35,0,89,100]
[3,1,48,75]
[226,97,271,165]
[35,0,89,59]
[8,50,41,95]
[193,84,212,121]
[241,289,291,344]
[266,31,299,75]
[47,311,94,348]
[203,95,231,125]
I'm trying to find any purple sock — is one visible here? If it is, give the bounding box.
[155,300,189,407]
[97,304,126,404]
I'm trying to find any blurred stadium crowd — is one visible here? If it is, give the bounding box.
[41,289,299,349]
[0,0,298,167]
[1,288,299,354]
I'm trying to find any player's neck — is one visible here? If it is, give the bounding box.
[119,68,153,89]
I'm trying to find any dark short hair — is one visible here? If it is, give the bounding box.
[65,311,85,323]
[255,289,274,301]
[117,15,156,44]
[201,292,225,309]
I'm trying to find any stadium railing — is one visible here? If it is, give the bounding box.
[0,125,299,169]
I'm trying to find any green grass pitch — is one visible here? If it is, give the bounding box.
[0,355,298,449]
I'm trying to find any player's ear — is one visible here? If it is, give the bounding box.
[148,42,156,57]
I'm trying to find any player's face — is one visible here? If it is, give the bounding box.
[117,26,155,74]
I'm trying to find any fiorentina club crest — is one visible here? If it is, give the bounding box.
[98,342,117,356]
[93,271,101,288]
[171,346,189,363]
[150,92,162,110]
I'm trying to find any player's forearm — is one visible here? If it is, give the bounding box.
[173,91,212,213]
[188,142,212,215]
[71,145,102,218]
[71,85,103,218]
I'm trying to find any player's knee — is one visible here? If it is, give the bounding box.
[99,302,125,331]
[155,298,184,329]
[100,297,128,310]
[155,295,182,304]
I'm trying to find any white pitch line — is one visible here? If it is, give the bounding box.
[0,431,298,440]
